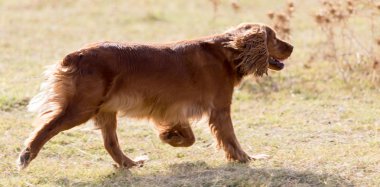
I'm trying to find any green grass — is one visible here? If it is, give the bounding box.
[1,0,379,186]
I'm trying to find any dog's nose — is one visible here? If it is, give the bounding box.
[288,45,294,54]
[287,44,294,56]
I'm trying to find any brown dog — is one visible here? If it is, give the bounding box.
[18,23,293,169]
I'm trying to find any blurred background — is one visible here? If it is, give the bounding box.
[0,0,379,186]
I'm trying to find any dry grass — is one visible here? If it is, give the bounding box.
[0,0,379,186]
[312,0,380,86]
[267,1,294,40]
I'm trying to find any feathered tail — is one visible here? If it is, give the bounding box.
[28,52,82,121]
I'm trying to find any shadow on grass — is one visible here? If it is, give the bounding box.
[60,161,353,187]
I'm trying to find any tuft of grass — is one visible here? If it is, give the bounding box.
[0,97,29,112]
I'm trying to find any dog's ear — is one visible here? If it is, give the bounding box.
[224,25,269,76]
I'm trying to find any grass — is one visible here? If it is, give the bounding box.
[0,0,379,186]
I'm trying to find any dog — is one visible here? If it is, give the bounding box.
[18,23,293,169]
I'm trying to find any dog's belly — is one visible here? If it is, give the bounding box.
[101,92,211,122]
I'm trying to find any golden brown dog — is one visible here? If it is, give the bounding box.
[18,23,293,169]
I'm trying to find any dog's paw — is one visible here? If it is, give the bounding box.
[226,150,251,163]
[115,155,149,169]
[227,150,271,163]
[17,148,32,170]
[160,131,182,143]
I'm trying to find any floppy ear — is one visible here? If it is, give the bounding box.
[225,26,269,76]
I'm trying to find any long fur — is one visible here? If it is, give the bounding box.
[225,24,269,76]
[27,64,75,123]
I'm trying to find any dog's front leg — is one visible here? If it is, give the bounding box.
[208,107,252,162]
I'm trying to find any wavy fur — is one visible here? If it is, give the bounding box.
[225,24,269,76]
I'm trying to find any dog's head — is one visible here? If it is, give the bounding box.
[225,23,293,76]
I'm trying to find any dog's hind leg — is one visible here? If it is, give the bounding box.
[95,112,144,169]
[18,101,98,169]
[18,73,105,169]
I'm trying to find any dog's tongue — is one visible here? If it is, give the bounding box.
[268,58,284,70]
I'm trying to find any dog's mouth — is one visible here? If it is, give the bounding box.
[268,57,285,71]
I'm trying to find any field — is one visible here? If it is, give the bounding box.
[0,0,379,186]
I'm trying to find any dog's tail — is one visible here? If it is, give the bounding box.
[28,52,82,121]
